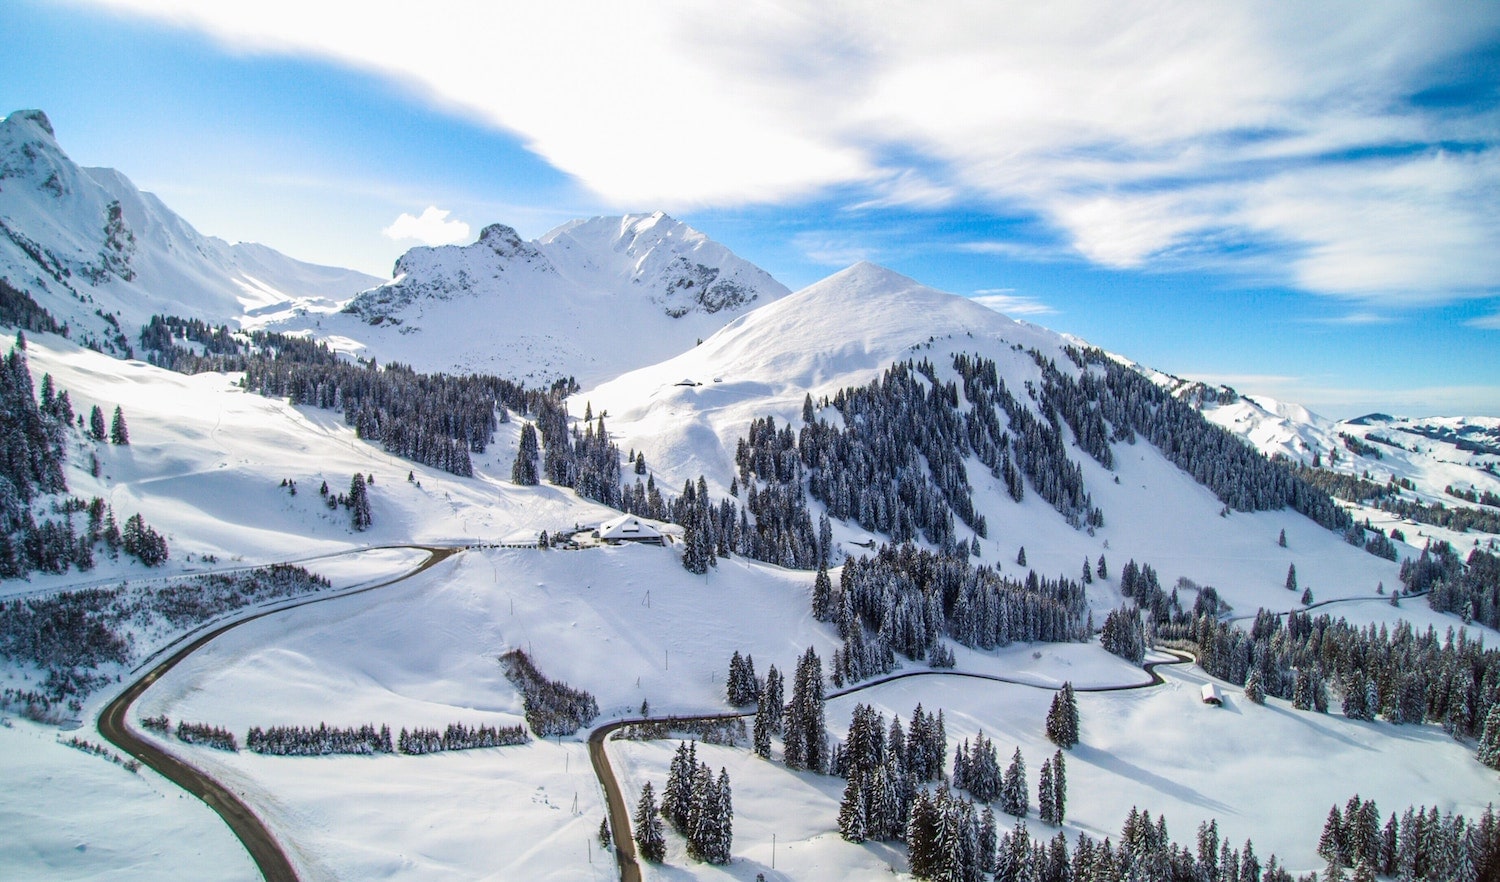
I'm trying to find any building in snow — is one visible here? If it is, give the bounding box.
[1201,683,1223,706]
[594,514,665,544]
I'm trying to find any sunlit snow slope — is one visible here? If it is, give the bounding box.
[0,109,380,351]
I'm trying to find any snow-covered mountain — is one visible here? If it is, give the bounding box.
[0,109,380,353]
[283,211,789,385]
[1174,382,1500,513]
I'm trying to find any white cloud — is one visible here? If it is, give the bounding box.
[83,0,1500,303]
[1469,312,1500,330]
[971,289,1056,316]
[383,206,470,246]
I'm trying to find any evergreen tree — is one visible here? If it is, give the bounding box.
[599,817,611,851]
[784,647,826,772]
[1050,750,1066,824]
[727,651,759,706]
[1244,670,1266,705]
[1477,703,1500,770]
[1001,747,1028,818]
[1279,528,1288,548]
[839,775,868,843]
[1319,805,1347,866]
[663,741,696,831]
[1301,587,1314,605]
[1045,682,1079,748]
[812,562,834,621]
[110,405,129,445]
[633,781,666,863]
[1096,554,1108,580]
[1038,757,1056,824]
[1285,563,1298,591]
[89,404,106,441]
[1082,557,1093,584]
[1017,546,1027,567]
[753,700,772,759]
[511,423,539,485]
[763,665,784,734]
[349,473,372,531]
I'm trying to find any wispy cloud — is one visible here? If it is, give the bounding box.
[382,206,471,246]
[1469,312,1500,330]
[1312,311,1396,326]
[971,289,1057,316]
[83,1,1500,305]
[792,232,878,268]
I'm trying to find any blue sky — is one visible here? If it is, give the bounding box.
[4,0,1499,417]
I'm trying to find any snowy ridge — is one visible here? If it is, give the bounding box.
[586,261,1083,490]
[1196,390,1500,516]
[303,211,789,384]
[0,109,380,352]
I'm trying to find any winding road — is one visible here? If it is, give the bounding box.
[96,545,462,882]
[588,648,1196,881]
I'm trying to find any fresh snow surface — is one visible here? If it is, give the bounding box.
[270,212,790,385]
[5,334,616,600]
[0,715,258,881]
[140,545,1496,880]
[0,110,380,350]
[4,252,1497,881]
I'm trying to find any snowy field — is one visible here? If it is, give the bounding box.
[0,715,257,881]
[126,546,1497,880]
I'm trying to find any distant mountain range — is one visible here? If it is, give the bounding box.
[2,106,1495,522]
[0,109,380,355]
[267,211,789,385]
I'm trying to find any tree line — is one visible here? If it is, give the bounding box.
[0,564,330,719]
[498,648,599,736]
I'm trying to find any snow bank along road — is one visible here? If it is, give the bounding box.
[589,649,1195,882]
[97,545,463,882]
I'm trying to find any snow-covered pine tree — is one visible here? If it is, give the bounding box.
[838,775,867,843]
[1244,670,1266,705]
[1478,703,1500,769]
[763,665,784,734]
[1286,563,1298,591]
[349,473,372,531]
[752,701,772,759]
[89,404,106,441]
[1038,757,1056,825]
[1001,747,1028,818]
[110,405,129,445]
[1046,682,1079,748]
[633,782,666,862]
[511,423,539,485]
[1050,749,1066,824]
[784,647,827,771]
[812,561,834,621]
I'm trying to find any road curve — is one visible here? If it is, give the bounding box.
[97,545,462,882]
[589,648,1195,879]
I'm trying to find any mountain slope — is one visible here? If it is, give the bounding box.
[0,109,380,353]
[582,262,1401,620]
[286,212,789,385]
